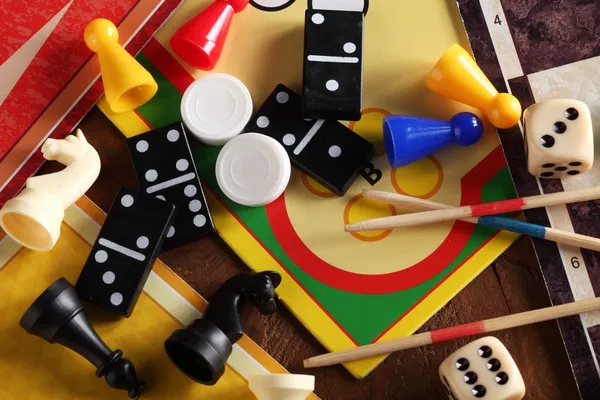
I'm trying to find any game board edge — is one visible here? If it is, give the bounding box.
[454,0,600,397]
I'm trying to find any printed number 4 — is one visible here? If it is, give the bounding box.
[494,15,502,25]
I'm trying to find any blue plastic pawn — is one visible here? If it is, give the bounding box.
[383,112,483,168]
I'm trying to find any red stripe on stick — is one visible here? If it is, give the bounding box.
[469,198,526,217]
[142,37,195,94]
[430,321,486,343]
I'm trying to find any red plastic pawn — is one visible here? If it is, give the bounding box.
[170,0,249,70]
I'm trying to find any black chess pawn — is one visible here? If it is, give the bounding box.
[20,278,145,398]
[164,271,282,385]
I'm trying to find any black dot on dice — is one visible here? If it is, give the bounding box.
[568,170,581,175]
[569,162,582,166]
[555,166,568,171]
[541,135,555,148]
[472,384,487,398]
[553,121,567,133]
[541,172,554,177]
[455,358,470,371]
[565,108,579,120]
[464,371,478,384]
[478,346,493,358]
[486,358,501,372]
[542,163,555,168]
[495,372,509,385]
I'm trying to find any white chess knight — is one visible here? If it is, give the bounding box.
[0,129,100,251]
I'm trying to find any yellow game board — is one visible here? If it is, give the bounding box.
[0,196,319,399]
[99,0,519,378]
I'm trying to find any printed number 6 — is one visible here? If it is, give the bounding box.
[571,257,580,268]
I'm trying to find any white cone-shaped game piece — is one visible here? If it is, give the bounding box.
[248,374,315,400]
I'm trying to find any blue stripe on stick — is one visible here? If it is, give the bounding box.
[477,216,546,239]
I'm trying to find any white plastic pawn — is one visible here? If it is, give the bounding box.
[248,374,315,400]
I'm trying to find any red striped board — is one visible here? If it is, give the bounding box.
[456,1,600,398]
[0,0,183,206]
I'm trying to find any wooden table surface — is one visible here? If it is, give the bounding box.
[55,108,581,399]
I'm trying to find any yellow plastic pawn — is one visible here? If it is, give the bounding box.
[426,44,522,129]
[84,18,157,113]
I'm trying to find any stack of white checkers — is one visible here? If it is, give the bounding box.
[181,73,291,207]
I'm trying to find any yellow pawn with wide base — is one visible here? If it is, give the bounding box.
[85,18,157,113]
[426,44,522,129]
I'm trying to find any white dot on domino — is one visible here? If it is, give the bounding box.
[156,195,166,201]
[176,159,189,171]
[276,91,289,104]
[110,292,124,306]
[136,236,149,249]
[136,140,149,153]
[216,133,291,207]
[189,200,202,212]
[283,134,296,146]
[312,13,324,24]
[121,194,134,207]
[194,215,207,227]
[103,271,116,284]
[344,42,356,54]
[184,185,197,197]
[145,169,158,182]
[256,116,270,128]
[326,80,339,92]
[181,73,253,146]
[167,226,175,238]
[95,250,108,263]
[329,145,342,158]
[167,129,180,142]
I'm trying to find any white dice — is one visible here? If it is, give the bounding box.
[523,99,593,179]
[439,337,525,400]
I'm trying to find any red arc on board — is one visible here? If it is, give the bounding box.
[265,146,507,294]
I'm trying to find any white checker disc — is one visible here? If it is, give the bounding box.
[216,133,291,207]
[181,73,253,146]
